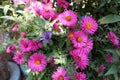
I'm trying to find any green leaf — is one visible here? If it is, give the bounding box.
[114,73,119,80]
[99,15,120,24]
[4,5,10,15]
[104,65,118,76]
[0,16,14,20]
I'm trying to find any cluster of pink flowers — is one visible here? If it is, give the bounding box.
[8,0,120,79]
[19,39,42,53]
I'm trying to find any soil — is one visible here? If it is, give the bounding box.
[0,52,11,80]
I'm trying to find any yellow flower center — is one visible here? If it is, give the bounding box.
[68,33,74,38]
[35,59,41,65]
[86,22,92,29]
[77,37,82,43]
[58,75,64,80]
[45,8,49,12]
[65,15,71,21]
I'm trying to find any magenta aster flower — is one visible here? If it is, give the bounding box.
[70,49,89,70]
[19,39,32,53]
[106,54,112,63]
[98,64,105,75]
[74,72,87,80]
[12,23,19,32]
[49,57,56,66]
[80,16,98,34]
[30,40,42,51]
[13,51,25,64]
[28,53,47,72]
[108,31,119,47]
[42,0,52,4]
[58,10,78,28]
[71,31,88,48]
[52,67,70,80]
[24,1,42,14]
[6,44,16,53]
[67,31,75,40]
[79,37,93,55]
[57,0,70,8]
[53,23,61,33]
[39,4,56,20]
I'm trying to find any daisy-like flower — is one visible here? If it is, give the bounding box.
[39,4,57,20]
[107,31,119,47]
[67,31,75,40]
[74,72,87,80]
[57,0,70,8]
[80,37,93,55]
[24,1,42,14]
[49,57,56,66]
[58,10,78,28]
[6,44,16,53]
[13,51,25,64]
[28,53,47,72]
[41,31,52,43]
[52,67,70,80]
[70,49,89,70]
[98,64,105,75]
[53,23,61,33]
[106,54,112,63]
[80,16,98,35]
[71,31,88,48]
[19,39,32,53]
[30,40,42,51]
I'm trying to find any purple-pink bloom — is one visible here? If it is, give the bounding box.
[57,0,70,8]
[38,3,57,20]
[108,31,119,47]
[24,1,42,14]
[41,31,52,43]
[6,44,16,53]
[52,67,70,80]
[12,23,19,32]
[20,32,27,38]
[28,53,47,72]
[30,39,42,51]
[70,49,89,70]
[106,54,112,63]
[74,72,87,80]
[49,57,56,66]
[71,31,88,48]
[58,10,78,28]
[80,16,98,35]
[19,39,32,53]
[13,51,25,64]
[79,37,93,55]
[98,64,105,75]
[53,23,61,33]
